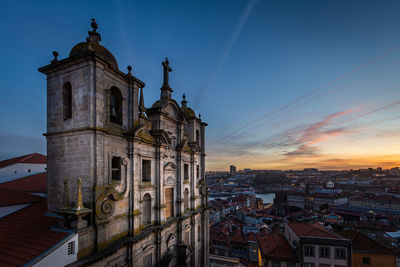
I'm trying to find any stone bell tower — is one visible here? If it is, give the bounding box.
[39,19,209,266]
[39,19,144,255]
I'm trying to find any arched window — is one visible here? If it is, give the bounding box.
[184,188,189,211]
[110,87,123,125]
[143,194,151,225]
[63,82,72,120]
[196,130,200,146]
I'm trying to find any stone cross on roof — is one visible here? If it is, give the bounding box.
[162,58,172,88]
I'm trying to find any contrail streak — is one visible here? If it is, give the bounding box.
[238,57,400,137]
[336,99,400,126]
[212,44,400,145]
[194,0,258,109]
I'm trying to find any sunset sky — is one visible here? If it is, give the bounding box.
[1,0,400,171]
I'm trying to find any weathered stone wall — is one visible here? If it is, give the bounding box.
[43,33,209,265]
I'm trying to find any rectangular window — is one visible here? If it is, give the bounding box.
[362,257,371,265]
[165,188,174,219]
[143,253,152,267]
[63,83,72,120]
[67,241,75,255]
[335,248,346,260]
[304,245,315,257]
[184,164,189,180]
[305,263,315,267]
[196,165,200,179]
[272,261,281,267]
[142,160,151,182]
[287,263,296,267]
[111,157,121,181]
[319,247,330,258]
[319,264,330,267]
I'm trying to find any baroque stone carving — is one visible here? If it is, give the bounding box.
[95,157,130,221]
[163,131,176,159]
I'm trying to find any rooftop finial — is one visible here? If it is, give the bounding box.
[73,178,85,210]
[139,87,146,116]
[198,113,201,119]
[62,178,70,209]
[181,93,188,107]
[88,18,101,43]
[91,18,98,32]
[127,65,132,76]
[51,51,59,64]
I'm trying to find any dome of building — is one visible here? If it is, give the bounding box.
[68,19,118,69]
[180,106,196,120]
[69,41,118,69]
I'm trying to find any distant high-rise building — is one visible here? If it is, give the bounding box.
[230,165,237,174]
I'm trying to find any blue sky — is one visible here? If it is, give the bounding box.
[1,0,400,170]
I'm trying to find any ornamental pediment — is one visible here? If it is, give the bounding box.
[164,162,177,171]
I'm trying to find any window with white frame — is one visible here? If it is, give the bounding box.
[335,248,346,259]
[304,245,315,257]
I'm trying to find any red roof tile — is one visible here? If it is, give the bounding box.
[288,223,345,239]
[231,229,246,243]
[0,200,70,266]
[338,230,393,255]
[0,188,43,207]
[258,231,298,262]
[0,172,46,193]
[0,153,46,169]
[246,232,258,242]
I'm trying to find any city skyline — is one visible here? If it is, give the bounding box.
[1,0,400,171]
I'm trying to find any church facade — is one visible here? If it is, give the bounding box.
[39,20,209,267]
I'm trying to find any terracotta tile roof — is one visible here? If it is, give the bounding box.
[0,153,46,169]
[338,230,393,255]
[246,232,258,242]
[0,199,71,266]
[0,172,46,193]
[288,222,345,239]
[328,208,363,217]
[258,231,298,262]
[231,229,246,243]
[0,188,43,207]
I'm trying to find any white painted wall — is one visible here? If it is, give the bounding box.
[32,233,78,267]
[0,203,30,217]
[303,245,348,267]
[0,163,47,183]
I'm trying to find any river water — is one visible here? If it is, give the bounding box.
[209,192,275,204]
[255,193,275,204]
